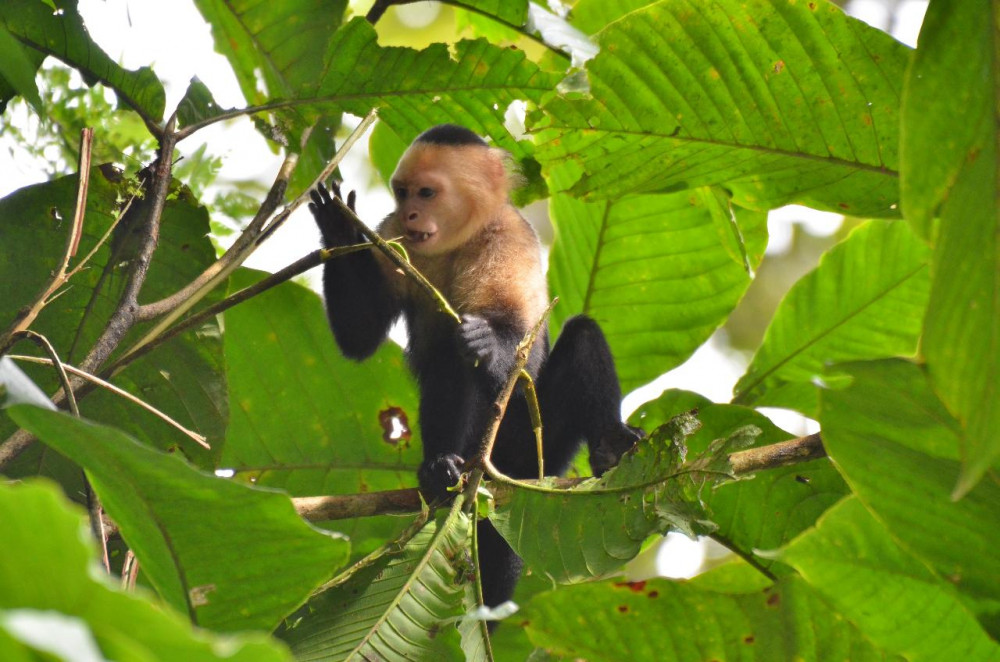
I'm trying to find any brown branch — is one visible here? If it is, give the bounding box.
[295,489,423,521]
[0,122,178,469]
[8,355,208,447]
[78,122,177,374]
[290,433,829,523]
[728,432,825,473]
[107,244,370,375]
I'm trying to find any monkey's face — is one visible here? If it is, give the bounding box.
[390,145,487,256]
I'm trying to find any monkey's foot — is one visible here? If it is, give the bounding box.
[590,424,643,476]
[418,453,466,503]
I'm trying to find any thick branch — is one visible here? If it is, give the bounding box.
[291,433,830,523]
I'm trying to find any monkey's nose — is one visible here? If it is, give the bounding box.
[407,212,419,222]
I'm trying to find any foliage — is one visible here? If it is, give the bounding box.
[1,0,997,660]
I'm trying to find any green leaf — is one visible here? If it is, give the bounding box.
[449,0,529,27]
[780,496,1000,661]
[900,0,991,238]
[222,269,420,556]
[909,0,1000,496]
[818,360,1000,607]
[0,480,292,661]
[9,406,350,632]
[689,404,848,572]
[899,0,1000,497]
[490,413,752,583]
[193,0,349,105]
[522,570,898,661]
[549,186,766,393]
[176,78,231,129]
[315,18,562,159]
[0,172,227,469]
[0,24,41,111]
[533,0,909,216]
[278,502,471,661]
[734,221,930,416]
[0,0,164,123]
[568,0,657,34]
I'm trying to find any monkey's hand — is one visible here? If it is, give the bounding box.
[418,453,466,503]
[459,315,505,370]
[308,181,361,248]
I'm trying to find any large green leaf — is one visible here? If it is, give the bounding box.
[688,405,847,572]
[314,18,562,158]
[0,171,227,469]
[907,0,1000,498]
[900,0,991,238]
[0,480,291,661]
[733,221,930,416]
[9,406,350,633]
[489,413,754,583]
[222,269,420,555]
[549,186,766,393]
[0,0,164,124]
[780,496,1000,661]
[193,0,348,105]
[627,396,848,573]
[448,0,529,27]
[522,566,898,661]
[0,24,41,111]
[278,502,471,661]
[533,0,909,216]
[818,360,1000,607]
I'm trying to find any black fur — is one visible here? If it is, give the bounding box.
[415,123,489,147]
[309,179,638,616]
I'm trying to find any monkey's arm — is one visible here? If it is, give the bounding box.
[309,183,401,359]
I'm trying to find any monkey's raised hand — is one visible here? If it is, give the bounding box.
[308,182,360,249]
[417,453,466,503]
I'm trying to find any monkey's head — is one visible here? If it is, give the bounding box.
[389,125,512,256]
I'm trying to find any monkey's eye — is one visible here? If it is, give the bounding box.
[394,187,407,201]
[418,187,435,199]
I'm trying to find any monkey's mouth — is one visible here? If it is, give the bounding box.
[406,230,435,244]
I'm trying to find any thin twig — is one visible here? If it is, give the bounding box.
[518,368,544,480]
[290,433,830,522]
[0,128,94,349]
[8,355,208,448]
[257,109,379,244]
[4,332,78,416]
[108,244,370,374]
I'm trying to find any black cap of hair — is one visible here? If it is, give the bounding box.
[415,124,488,147]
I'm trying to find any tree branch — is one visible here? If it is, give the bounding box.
[107,244,370,374]
[290,433,829,523]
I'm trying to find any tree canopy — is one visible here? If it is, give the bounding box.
[1,1,997,660]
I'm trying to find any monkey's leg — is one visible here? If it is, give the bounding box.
[536,315,640,476]
[477,520,524,620]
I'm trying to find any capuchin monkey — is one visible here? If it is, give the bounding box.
[309,124,639,614]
